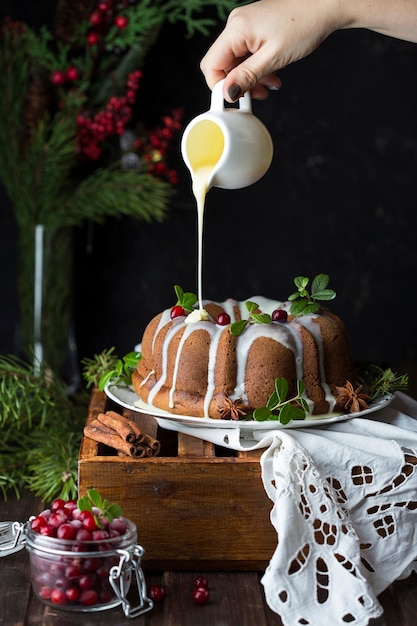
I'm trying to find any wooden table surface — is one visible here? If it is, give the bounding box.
[1,491,416,626]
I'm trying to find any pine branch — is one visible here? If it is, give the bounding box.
[59,167,173,228]
[26,430,81,502]
[0,355,87,501]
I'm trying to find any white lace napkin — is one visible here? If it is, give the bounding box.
[156,392,417,626]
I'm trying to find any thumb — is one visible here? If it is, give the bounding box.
[222,48,281,101]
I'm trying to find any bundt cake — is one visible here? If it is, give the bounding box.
[132,287,357,420]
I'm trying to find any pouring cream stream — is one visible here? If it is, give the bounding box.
[182,119,224,315]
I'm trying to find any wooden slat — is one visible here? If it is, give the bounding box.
[177,432,216,457]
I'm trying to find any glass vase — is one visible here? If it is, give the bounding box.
[16,223,80,391]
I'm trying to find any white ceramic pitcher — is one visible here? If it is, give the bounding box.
[181,79,273,190]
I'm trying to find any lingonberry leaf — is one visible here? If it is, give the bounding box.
[289,273,335,316]
[245,301,259,314]
[267,391,279,410]
[275,377,288,403]
[252,377,307,424]
[230,319,248,336]
[279,403,295,425]
[311,273,329,294]
[252,406,271,421]
[174,284,197,312]
[251,313,272,324]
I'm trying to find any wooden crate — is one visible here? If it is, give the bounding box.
[78,388,277,571]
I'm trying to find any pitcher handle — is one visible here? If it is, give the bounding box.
[211,78,252,113]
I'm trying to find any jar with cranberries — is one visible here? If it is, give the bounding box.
[1,500,153,617]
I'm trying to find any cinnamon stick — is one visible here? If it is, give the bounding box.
[84,421,138,457]
[97,411,144,443]
[140,433,161,455]
[84,412,161,457]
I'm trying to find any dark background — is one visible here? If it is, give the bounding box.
[1,2,417,390]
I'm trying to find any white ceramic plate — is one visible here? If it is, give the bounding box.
[105,383,393,432]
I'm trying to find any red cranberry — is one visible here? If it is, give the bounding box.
[110,518,127,535]
[39,525,55,537]
[87,31,100,45]
[79,510,98,532]
[39,586,53,600]
[150,584,166,602]
[193,576,209,589]
[114,15,128,28]
[30,516,48,532]
[76,528,92,542]
[79,589,99,606]
[216,312,231,326]
[49,511,68,528]
[89,11,102,26]
[51,499,66,511]
[66,586,81,602]
[65,564,82,579]
[98,0,112,11]
[50,70,65,86]
[78,574,96,590]
[57,523,76,540]
[192,587,209,605]
[170,305,185,319]
[50,588,67,605]
[92,529,109,541]
[63,500,77,516]
[66,66,80,82]
[271,309,288,322]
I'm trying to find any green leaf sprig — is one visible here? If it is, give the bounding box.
[174,285,198,312]
[78,489,123,527]
[82,348,142,391]
[288,274,336,316]
[230,301,271,336]
[252,378,309,425]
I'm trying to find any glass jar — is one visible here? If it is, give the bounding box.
[1,518,153,617]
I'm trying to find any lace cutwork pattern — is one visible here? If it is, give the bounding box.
[260,429,417,626]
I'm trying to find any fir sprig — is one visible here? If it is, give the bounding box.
[26,430,81,503]
[357,363,409,401]
[252,378,309,424]
[288,274,336,316]
[0,354,87,502]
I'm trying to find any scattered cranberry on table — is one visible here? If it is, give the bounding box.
[192,586,210,605]
[149,584,166,602]
[193,575,209,589]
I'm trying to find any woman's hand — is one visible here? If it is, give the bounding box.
[200,0,417,102]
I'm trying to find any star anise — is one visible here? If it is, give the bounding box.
[334,380,370,413]
[218,397,247,420]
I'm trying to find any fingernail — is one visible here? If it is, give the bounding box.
[228,83,242,101]
[267,85,280,91]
